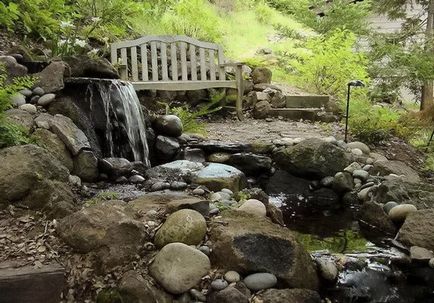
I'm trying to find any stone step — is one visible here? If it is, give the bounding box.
[285,95,329,109]
[268,108,323,121]
[0,263,65,303]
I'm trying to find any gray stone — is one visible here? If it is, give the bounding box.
[129,174,145,183]
[208,152,231,163]
[389,204,417,223]
[34,61,69,93]
[190,289,206,302]
[65,55,119,79]
[238,199,266,217]
[151,182,170,191]
[252,67,272,84]
[34,113,53,129]
[154,209,207,247]
[359,202,397,236]
[10,93,26,107]
[68,175,82,187]
[149,243,211,294]
[192,188,206,195]
[193,163,246,193]
[253,100,271,119]
[227,153,273,176]
[73,150,99,182]
[119,271,173,303]
[19,88,32,97]
[99,157,133,178]
[199,245,211,256]
[383,201,398,215]
[209,210,319,290]
[351,148,363,156]
[0,55,27,82]
[410,246,434,261]
[5,109,34,134]
[347,142,370,154]
[170,181,188,190]
[320,176,334,187]
[207,286,248,303]
[50,114,91,156]
[315,257,338,281]
[398,210,434,251]
[353,169,369,181]
[357,186,375,201]
[371,160,421,183]
[332,172,354,193]
[19,103,37,114]
[33,87,45,96]
[211,279,229,290]
[37,93,56,106]
[273,138,352,178]
[153,115,183,137]
[224,271,241,283]
[155,135,181,160]
[256,288,321,303]
[181,147,206,163]
[243,273,277,291]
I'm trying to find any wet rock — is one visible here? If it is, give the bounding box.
[146,160,204,182]
[19,103,37,114]
[209,210,319,290]
[99,158,133,178]
[0,144,74,216]
[410,246,434,261]
[50,114,91,156]
[181,147,206,163]
[273,138,352,178]
[155,135,181,160]
[398,209,434,250]
[256,288,321,303]
[253,100,271,119]
[207,286,248,303]
[153,115,183,137]
[65,55,119,79]
[244,273,277,291]
[128,174,145,183]
[193,163,246,193]
[37,93,56,106]
[252,67,272,84]
[31,128,73,172]
[389,204,417,223]
[149,243,211,294]
[315,257,338,282]
[371,160,421,183]
[154,209,207,247]
[332,172,354,193]
[73,150,99,182]
[358,202,397,236]
[35,61,70,93]
[5,109,34,133]
[57,202,148,268]
[119,271,172,303]
[10,93,26,107]
[383,201,398,214]
[225,271,241,283]
[347,142,370,154]
[238,199,267,217]
[211,279,229,290]
[227,153,272,176]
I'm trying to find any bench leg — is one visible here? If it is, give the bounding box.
[235,65,244,121]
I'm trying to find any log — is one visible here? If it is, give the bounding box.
[0,263,65,303]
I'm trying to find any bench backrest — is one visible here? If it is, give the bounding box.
[110,35,226,82]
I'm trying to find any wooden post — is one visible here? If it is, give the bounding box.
[235,63,244,121]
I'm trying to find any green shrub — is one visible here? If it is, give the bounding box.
[0,2,19,30]
[255,2,274,24]
[291,29,369,100]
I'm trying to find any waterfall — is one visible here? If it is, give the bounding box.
[85,79,150,167]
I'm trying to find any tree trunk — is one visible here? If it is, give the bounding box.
[421,0,434,110]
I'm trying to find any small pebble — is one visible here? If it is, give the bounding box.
[198,246,210,256]
[221,188,234,196]
[129,174,145,183]
[211,278,228,290]
[38,93,56,106]
[30,95,40,104]
[224,271,241,283]
[19,88,32,97]
[171,181,188,190]
[19,104,37,114]
[33,87,45,96]
[151,181,170,191]
[243,273,277,291]
[192,188,205,195]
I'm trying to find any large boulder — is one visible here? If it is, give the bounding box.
[371,160,420,183]
[99,157,133,179]
[209,210,319,290]
[153,115,183,137]
[154,209,207,247]
[252,67,272,84]
[34,61,70,93]
[145,160,204,182]
[0,55,27,83]
[57,202,148,269]
[155,136,181,161]
[273,138,352,178]
[32,128,74,172]
[5,109,34,134]
[64,56,119,79]
[73,150,99,182]
[398,209,434,251]
[193,163,247,193]
[255,288,321,303]
[358,202,397,236]
[0,144,74,217]
[372,177,434,209]
[119,271,173,303]
[149,243,211,294]
[253,100,271,119]
[227,153,272,176]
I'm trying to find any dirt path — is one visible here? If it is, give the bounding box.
[205,118,343,143]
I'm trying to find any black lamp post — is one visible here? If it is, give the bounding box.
[345,80,365,143]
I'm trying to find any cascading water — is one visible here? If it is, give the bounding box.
[88,80,150,166]
[61,78,150,167]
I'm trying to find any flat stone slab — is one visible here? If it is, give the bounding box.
[285,95,329,109]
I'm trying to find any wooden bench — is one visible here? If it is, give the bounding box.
[110,35,244,120]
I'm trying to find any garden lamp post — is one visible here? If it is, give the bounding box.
[345,80,365,143]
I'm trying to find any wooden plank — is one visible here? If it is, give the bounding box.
[180,42,188,81]
[131,46,138,81]
[199,48,207,81]
[150,41,158,81]
[209,49,216,81]
[190,45,197,81]
[161,42,169,81]
[0,263,65,303]
[120,48,128,80]
[132,80,237,91]
[110,45,118,65]
[171,43,178,81]
[217,45,225,80]
[140,44,149,81]
[111,35,220,50]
